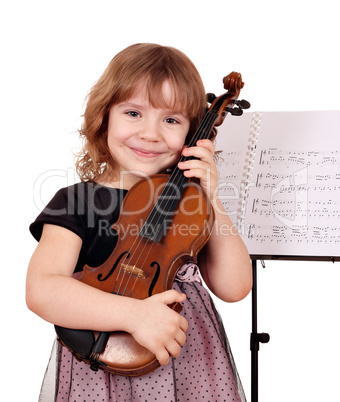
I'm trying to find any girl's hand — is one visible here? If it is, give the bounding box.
[178,139,218,200]
[128,290,188,366]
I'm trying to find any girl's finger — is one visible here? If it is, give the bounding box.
[155,349,170,366]
[196,139,215,153]
[175,329,187,346]
[165,340,182,358]
[156,289,186,305]
[182,168,209,179]
[178,159,211,172]
[182,143,215,162]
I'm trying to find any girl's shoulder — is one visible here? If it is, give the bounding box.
[30,182,128,242]
[52,181,128,202]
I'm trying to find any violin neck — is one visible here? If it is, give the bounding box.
[186,110,219,149]
[168,110,219,185]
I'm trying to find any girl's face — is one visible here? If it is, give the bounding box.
[107,80,190,189]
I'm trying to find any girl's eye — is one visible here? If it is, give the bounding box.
[165,117,179,124]
[126,110,140,118]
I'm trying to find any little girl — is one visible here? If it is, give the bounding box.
[27,43,252,401]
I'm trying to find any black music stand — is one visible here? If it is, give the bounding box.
[249,255,339,402]
[250,259,270,402]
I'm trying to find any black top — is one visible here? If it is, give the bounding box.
[30,182,128,273]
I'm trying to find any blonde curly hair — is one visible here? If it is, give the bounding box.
[75,43,209,182]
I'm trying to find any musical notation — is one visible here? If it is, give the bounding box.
[258,148,340,168]
[245,145,340,255]
[246,223,340,246]
[215,110,340,256]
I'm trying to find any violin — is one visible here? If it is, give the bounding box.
[55,72,249,376]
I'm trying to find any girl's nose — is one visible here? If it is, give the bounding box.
[139,118,161,142]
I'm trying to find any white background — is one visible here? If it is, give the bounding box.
[1,1,339,401]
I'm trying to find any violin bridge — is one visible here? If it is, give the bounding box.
[121,264,146,279]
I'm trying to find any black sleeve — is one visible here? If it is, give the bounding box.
[29,184,88,242]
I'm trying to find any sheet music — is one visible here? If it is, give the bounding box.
[216,110,340,257]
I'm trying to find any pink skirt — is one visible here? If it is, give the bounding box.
[39,265,246,401]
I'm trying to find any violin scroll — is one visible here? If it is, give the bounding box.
[206,71,250,127]
[223,71,244,94]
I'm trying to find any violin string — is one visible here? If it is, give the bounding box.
[112,109,220,296]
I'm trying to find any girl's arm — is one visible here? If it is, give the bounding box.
[198,198,252,302]
[178,140,252,302]
[26,224,188,365]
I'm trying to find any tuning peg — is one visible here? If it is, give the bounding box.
[206,93,216,103]
[234,99,251,109]
[226,107,243,116]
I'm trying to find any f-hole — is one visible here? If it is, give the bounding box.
[97,251,130,282]
[148,261,161,297]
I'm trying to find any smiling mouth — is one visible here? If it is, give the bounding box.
[130,147,163,158]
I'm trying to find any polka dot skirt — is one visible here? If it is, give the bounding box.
[39,281,246,401]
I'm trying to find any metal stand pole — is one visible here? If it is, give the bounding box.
[250,259,270,402]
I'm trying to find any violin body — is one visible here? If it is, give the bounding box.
[56,174,214,376]
[55,71,249,376]
[80,175,213,298]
